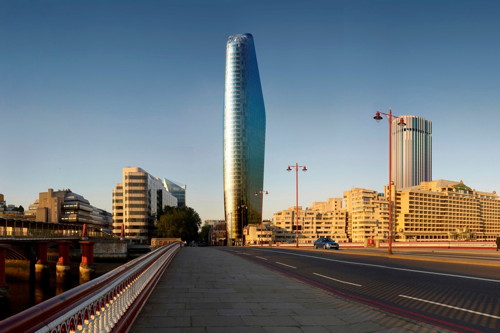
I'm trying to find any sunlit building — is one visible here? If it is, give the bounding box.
[343,188,389,242]
[392,115,432,189]
[272,198,348,244]
[223,33,266,245]
[395,180,500,241]
[112,167,178,244]
[26,189,112,228]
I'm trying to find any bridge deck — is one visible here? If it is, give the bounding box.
[131,247,443,332]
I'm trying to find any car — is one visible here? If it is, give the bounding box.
[313,237,340,250]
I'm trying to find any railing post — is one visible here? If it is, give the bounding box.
[79,241,95,284]
[35,241,50,282]
[0,245,9,311]
[56,241,71,284]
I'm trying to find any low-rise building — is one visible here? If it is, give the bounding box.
[25,188,112,228]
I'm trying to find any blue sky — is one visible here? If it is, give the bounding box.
[1,0,499,221]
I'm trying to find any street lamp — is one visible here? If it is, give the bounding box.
[240,205,247,246]
[254,190,268,246]
[373,109,406,255]
[287,163,307,248]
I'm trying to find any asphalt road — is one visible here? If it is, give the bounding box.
[222,247,500,333]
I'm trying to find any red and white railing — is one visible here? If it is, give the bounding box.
[0,242,181,333]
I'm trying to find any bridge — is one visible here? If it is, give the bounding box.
[1,236,499,332]
[0,218,125,288]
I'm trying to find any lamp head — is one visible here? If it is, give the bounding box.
[398,117,406,126]
[286,166,292,172]
[302,166,307,172]
[373,111,383,122]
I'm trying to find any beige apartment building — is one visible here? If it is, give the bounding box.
[395,179,500,241]
[112,167,178,244]
[343,188,389,242]
[272,198,348,244]
[268,180,499,245]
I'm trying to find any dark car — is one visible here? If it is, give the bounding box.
[313,237,340,250]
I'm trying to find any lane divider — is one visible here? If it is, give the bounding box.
[255,256,268,261]
[399,295,500,320]
[313,272,362,287]
[276,262,297,269]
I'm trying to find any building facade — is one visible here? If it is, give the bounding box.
[395,180,500,241]
[223,33,266,245]
[392,115,432,189]
[25,189,112,228]
[163,179,186,207]
[112,167,178,244]
[343,188,389,242]
[272,198,349,244]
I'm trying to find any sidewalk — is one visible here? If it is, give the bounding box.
[131,247,449,333]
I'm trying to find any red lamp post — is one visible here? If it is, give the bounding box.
[373,109,406,255]
[287,163,307,248]
[255,190,268,246]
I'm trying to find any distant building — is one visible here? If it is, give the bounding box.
[395,180,500,241]
[163,179,186,207]
[223,33,266,245]
[112,167,178,244]
[392,115,432,189]
[272,198,349,244]
[25,189,112,228]
[343,188,389,242]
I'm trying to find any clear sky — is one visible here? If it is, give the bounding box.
[1,0,499,222]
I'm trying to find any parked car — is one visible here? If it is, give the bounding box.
[313,237,340,250]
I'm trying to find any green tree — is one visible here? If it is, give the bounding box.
[199,223,211,244]
[157,206,201,243]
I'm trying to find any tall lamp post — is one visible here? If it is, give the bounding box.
[254,190,268,246]
[240,205,247,246]
[287,163,307,248]
[373,109,406,255]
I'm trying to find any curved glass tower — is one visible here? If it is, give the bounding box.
[392,115,432,189]
[223,33,266,245]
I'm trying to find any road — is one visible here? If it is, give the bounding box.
[222,247,500,333]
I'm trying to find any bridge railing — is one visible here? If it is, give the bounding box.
[0,218,116,240]
[0,242,181,333]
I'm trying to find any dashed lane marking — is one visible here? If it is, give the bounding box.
[313,272,362,287]
[399,295,500,319]
[276,262,297,269]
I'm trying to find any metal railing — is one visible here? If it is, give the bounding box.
[0,218,115,240]
[0,242,181,332]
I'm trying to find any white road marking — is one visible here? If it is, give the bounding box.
[399,295,500,319]
[276,262,297,269]
[255,256,268,261]
[313,272,362,287]
[257,249,500,284]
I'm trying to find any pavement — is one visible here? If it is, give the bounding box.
[131,247,451,333]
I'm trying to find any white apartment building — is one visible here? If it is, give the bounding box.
[112,167,177,244]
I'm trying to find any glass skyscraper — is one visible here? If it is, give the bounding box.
[392,115,432,189]
[223,33,266,245]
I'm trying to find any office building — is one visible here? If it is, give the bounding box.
[163,179,186,207]
[112,167,178,244]
[223,33,266,245]
[392,115,432,189]
[26,189,112,228]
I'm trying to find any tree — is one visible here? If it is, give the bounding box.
[199,223,211,245]
[157,206,201,243]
